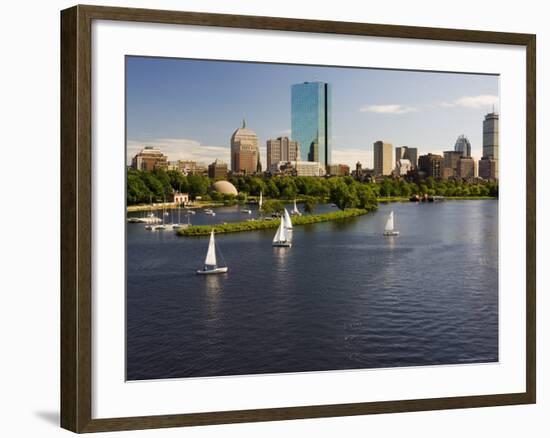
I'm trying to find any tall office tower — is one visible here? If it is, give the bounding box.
[483,112,499,160]
[266,137,300,170]
[291,82,332,167]
[230,119,259,174]
[395,146,418,169]
[454,135,472,157]
[373,141,393,176]
[418,153,443,179]
[481,111,499,180]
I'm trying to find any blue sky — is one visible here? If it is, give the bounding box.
[126,56,499,168]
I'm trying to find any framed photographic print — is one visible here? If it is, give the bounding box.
[60,4,536,433]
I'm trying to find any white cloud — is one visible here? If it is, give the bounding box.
[127,138,229,165]
[440,95,499,109]
[360,104,417,114]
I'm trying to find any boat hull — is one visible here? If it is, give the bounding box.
[383,231,400,236]
[196,267,228,275]
[272,242,292,247]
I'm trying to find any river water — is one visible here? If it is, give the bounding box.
[126,200,498,380]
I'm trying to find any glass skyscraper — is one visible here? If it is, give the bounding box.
[291,82,332,166]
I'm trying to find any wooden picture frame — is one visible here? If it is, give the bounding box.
[61,4,536,433]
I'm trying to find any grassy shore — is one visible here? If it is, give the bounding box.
[176,208,369,237]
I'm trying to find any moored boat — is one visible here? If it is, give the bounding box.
[291,199,302,216]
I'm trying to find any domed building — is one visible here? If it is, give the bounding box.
[210,180,238,196]
[231,119,260,174]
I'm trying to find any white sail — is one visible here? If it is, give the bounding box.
[283,208,293,229]
[204,230,217,267]
[273,220,287,243]
[259,191,263,210]
[291,199,301,215]
[272,223,280,243]
[385,211,394,232]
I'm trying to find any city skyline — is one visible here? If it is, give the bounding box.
[126,56,499,168]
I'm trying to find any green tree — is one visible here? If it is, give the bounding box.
[210,191,223,202]
[355,184,378,210]
[152,169,172,197]
[265,179,280,198]
[399,182,411,198]
[303,198,317,214]
[167,170,189,193]
[329,180,358,210]
[140,171,165,201]
[425,176,436,190]
[127,171,152,204]
[261,199,285,216]
[187,174,210,199]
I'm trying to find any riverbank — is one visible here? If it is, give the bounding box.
[176,208,369,237]
[127,202,224,212]
[378,196,498,203]
[128,195,497,212]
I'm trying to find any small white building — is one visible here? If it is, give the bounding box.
[290,161,326,177]
[268,161,326,177]
[171,192,189,205]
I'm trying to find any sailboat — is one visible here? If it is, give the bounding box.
[283,208,293,230]
[151,196,168,230]
[273,208,292,247]
[383,210,400,236]
[196,230,228,275]
[172,207,182,229]
[291,199,302,216]
[258,191,263,213]
[144,196,161,229]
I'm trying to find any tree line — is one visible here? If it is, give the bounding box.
[127,169,498,210]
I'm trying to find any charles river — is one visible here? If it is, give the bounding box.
[126,200,498,381]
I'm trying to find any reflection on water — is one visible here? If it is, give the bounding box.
[273,247,290,271]
[385,235,397,250]
[205,274,223,294]
[127,200,499,380]
[204,275,223,319]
